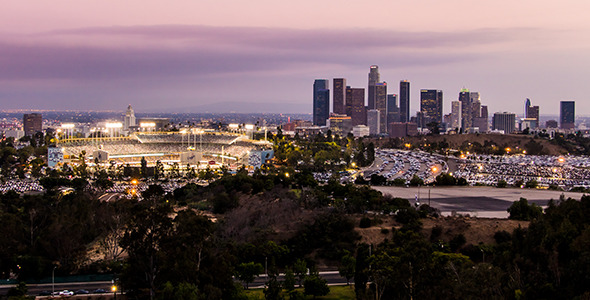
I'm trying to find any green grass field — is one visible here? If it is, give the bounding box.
[243,285,355,299]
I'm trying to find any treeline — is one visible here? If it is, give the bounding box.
[5,165,590,299]
[273,131,375,172]
[352,195,590,300]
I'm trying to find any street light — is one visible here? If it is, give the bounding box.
[52,266,56,295]
[111,285,117,300]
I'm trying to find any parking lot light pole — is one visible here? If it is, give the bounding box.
[52,266,56,295]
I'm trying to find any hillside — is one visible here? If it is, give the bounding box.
[376,133,566,156]
[355,215,528,246]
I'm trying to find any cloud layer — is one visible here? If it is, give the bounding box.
[0,25,585,114]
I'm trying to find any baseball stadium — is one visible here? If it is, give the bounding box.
[56,130,272,169]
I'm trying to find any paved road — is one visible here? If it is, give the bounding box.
[1,271,349,297]
[247,271,348,289]
[0,281,113,297]
[373,186,584,218]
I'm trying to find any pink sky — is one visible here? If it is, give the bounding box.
[1,0,589,115]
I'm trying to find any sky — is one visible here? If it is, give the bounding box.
[1,0,589,116]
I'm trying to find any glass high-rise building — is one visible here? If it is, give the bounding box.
[560,101,575,130]
[492,112,516,134]
[527,105,539,128]
[333,78,347,115]
[451,100,462,130]
[387,94,399,125]
[420,89,443,126]
[313,79,330,126]
[399,80,410,123]
[459,89,472,131]
[375,82,387,133]
[368,65,380,109]
[346,87,366,126]
[23,113,42,137]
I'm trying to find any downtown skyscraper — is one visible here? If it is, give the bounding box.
[313,79,329,126]
[387,94,399,125]
[333,78,347,115]
[420,89,443,127]
[23,113,42,137]
[367,65,380,110]
[346,87,366,126]
[399,80,410,123]
[560,101,575,130]
[459,88,472,131]
[375,82,387,134]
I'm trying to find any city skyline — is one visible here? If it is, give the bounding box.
[1,1,589,115]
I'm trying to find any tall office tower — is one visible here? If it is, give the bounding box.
[420,89,443,126]
[346,87,366,126]
[480,106,488,119]
[23,113,42,136]
[471,92,481,119]
[459,89,472,131]
[399,80,410,123]
[333,78,347,115]
[525,98,531,118]
[375,82,388,133]
[387,94,400,125]
[527,105,540,128]
[124,104,136,131]
[473,105,489,132]
[479,105,489,132]
[313,79,330,126]
[451,101,462,129]
[367,65,380,109]
[560,101,575,129]
[492,112,516,133]
[367,109,380,135]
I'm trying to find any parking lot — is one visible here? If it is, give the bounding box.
[373,185,584,218]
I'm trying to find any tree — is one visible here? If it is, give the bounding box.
[507,197,542,221]
[525,179,538,189]
[338,251,356,285]
[120,201,173,300]
[263,273,283,300]
[427,121,440,135]
[409,175,424,186]
[435,173,456,186]
[283,268,296,292]
[235,262,264,289]
[303,273,329,299]
[497,179,507,188]
[293,259,307,287]
[369,251,397,300]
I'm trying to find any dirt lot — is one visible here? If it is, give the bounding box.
[355,215,528,246]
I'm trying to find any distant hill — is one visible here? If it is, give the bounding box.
[379,133,567,156]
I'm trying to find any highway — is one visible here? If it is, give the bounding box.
[248,271,349,289]
[1,271,349,297]
[0,281,114,297]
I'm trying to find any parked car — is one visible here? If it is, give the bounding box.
[59,290,74,296]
